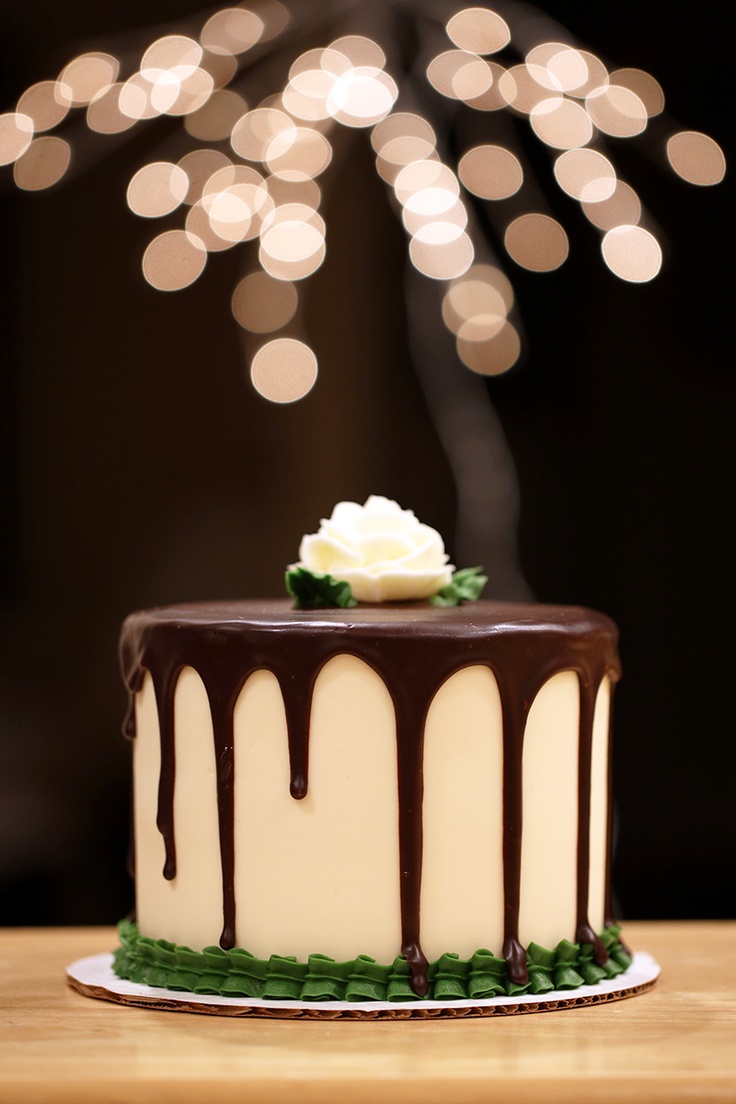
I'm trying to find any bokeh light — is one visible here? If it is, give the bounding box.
[142,36,202,73]
[16,82,69,132]
[199,167,274,245]
[119,73,160,121]
[442,272,510,337]
[601,225,662,282]
[544,48,590,94]
[373,113,438,183]
[394,160,459,207]
[290,46,347,80]
[259,202,326,280]
[250,338,318,402]
[582,180,641,230]
[564,51,609,99]
[585,85,647,138]
[202,163,266,197]
[372,112,436,153]
[58,53,119,107]
[265,126,332,181]
[428,51,494,101]
[200,8,265,55]
[457,319,521,375]
[13,136,71,191]
[328,67,398,127]
[499,65,561,114]
[446,8,511,55]
[157,67,215,117]
[283,69,335,122]
[232,271,298,332]
[667,132,726,186]
[458,144,523,199]
[461,61,508,111]
[232,107,293,162]
[610,68,664,117]
[86,84,138,134]
[524,43,572,91]
[331,35,386,69]
[505,213,569,271]
[403,195,467,236]
[186,199,238,252]
[142,230,207,290]
[554,148,616,202]
[410,223,474,280]
[0,113,34,165]
[127,162,189,218]
[255,0,290,42]
[529,98,593,149]
[205,187,256,243]
[177,149,232,204]
[260,205,325,260]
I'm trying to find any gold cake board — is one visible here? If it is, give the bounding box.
[66,950,659,1019]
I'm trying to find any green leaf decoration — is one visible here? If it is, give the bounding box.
[285,566,358,609]
[430,566,488,607]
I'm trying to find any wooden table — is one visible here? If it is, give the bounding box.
[1,922,734,1102]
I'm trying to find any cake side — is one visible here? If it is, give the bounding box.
[119,599,622,998]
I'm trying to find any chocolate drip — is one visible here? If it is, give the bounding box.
[203,672,248,950]
[120,599,620,989]
[495,674,531,986]
[390,666,433,997]
[575,668,608,967]
[154,662,183,881]
[277,669,319,800]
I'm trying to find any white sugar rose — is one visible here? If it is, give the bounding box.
[295,495,454,603]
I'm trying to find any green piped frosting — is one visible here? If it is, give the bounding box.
[430,566,488,607]
[113,920,631,1002]
[285,567,357,609]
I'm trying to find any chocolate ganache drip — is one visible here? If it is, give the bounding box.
[120,599,620,995]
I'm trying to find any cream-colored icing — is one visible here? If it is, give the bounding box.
[588,677,611,934]
[519,670,579,949]
[134,668,223,950]
[232,658,401,961]
[133,657,610,960]
[421,665,504,960]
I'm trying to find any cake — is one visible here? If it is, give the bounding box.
[113,497,631,1003]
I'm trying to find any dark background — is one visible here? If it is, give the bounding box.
[1,0,733,927]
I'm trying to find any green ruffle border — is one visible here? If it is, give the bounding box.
[113,919,631,1002]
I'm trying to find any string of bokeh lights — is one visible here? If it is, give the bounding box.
[1,1,726,403]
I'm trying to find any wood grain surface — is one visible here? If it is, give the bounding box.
[1,922,734,1103]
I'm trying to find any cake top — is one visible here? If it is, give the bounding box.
[121,492,619,722]
[122,596,617,638]
[120,598,620,755]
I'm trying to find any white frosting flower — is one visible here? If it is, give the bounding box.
[296,495,454,603]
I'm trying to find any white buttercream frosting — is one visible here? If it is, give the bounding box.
[295,495,454,603]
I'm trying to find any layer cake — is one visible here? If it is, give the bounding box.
[115,597,629,1001]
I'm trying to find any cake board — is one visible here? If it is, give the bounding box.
[67,950,659,1020]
